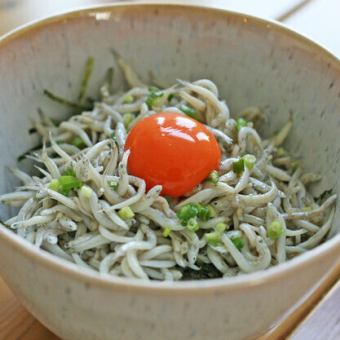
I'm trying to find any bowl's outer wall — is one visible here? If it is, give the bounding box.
[0,5,339,340]
[0,231,338,340]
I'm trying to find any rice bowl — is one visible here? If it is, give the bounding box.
[0,3,339,339]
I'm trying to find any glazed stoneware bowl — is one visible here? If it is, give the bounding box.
[0,3,339,340]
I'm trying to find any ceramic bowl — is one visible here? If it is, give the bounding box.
[0,3,339,340]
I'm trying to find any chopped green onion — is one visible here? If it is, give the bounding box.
[197,204,211,221]
[146,87,164,108]
[48,179,60,192]
[268,220,284,240]
[162,227,172,237]
[207,205,216,218]
[205,232,221,246]
[236,118,247,131]
[233,155,256,173]
[167,93,175,102]
[79,185,93,199]
[180,104,196,116]
[208,170,219,184]
[276,147,286,157]
[177,203,216,224]
[123,113,135,128]
[149,86,160,92]
[215,222,227,233]
[177,203,200,225]
[180,104,202,122]
[62,168,76,176]
[186,217,199,232]
[58,176,83,195]
[233,158,245,174]
[78,57,94,102]
[58,176,78,187]
[111,132,116,141]
[177,203,215,224]
[108,180,118,190]
[231,236,245,250]
[48,174,82,196]
[118,206,135,220]
[122,94,134,104]
[71,136,85,149]
[243,154,256,170]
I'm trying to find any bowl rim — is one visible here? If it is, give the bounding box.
[0,1,339,293]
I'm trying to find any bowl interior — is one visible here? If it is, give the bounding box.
[0,4,339,239]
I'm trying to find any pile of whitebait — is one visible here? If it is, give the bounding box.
[0,57,336,280]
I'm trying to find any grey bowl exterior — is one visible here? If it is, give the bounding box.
[0,4,339,340]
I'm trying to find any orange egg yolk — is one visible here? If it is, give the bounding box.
[125,112,221,197]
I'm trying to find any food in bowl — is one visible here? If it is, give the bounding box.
[0,57,336,281]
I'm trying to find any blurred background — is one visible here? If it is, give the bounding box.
[0,0,339,57]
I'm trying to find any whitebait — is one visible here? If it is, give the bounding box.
[0,58,336,280]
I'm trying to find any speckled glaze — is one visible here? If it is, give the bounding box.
[0,3,339,340]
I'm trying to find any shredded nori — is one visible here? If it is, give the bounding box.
[316,189,333,204]
[22,58,98,162]
[78,57,94,102]
[17,143,43,161]
[43,89,91,111]
[105,67,114,92]
[181,263,222,280]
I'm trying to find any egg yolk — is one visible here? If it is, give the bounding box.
[125,112,221,197]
